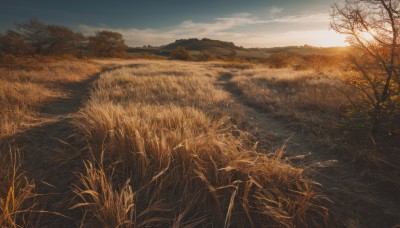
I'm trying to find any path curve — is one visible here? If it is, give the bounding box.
[1,66,118,226]
[216,71,400,227]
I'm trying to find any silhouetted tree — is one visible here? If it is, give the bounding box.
[0,30,33,56]
[88,30,127,57]
[331,0,400,133]
[16,19,49,54]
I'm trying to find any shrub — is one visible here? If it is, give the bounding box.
[170,46,193,61]
[197,50,215,61]
[88,30,128,58]
[266,53,305,69]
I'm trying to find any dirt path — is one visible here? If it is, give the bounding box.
[216,72,400,227]
[0,67,119,226]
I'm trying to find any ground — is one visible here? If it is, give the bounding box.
[1,60,399,227]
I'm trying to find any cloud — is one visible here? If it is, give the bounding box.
[266,13,330,24]
[223,30,346,47]
[269,6,283,15]
[78,13,342,47]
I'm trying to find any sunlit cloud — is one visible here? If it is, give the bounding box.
[222,30,346,47]
[78,12,345,47]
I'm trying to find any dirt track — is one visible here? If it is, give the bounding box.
[216,71,400,227]
[4,72,99,226]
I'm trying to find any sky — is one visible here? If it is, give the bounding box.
[0,0,347,47]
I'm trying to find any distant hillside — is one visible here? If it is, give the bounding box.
[250,45,349,56]
[163,38,244,52]
[157,38,263,59]
[127,38,349,60]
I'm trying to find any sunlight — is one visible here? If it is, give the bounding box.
[264,30,348,47]
[311,30,347,47]
[359,31,375,42]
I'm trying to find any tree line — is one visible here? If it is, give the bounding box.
[0,19,127,57]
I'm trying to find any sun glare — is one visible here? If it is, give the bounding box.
[279,30,348,47]
[313,30,347,47]
[359,31,375,42]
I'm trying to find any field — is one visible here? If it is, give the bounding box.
[1,58,399,227]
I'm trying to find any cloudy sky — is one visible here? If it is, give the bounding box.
[0,0,347,47]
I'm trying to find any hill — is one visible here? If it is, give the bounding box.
[127,38,349,60]
[163,38,243,52]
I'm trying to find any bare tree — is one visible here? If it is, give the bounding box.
[331,0,400,133]
[14,19,86,56]
[46,25,85,55]
[88,30,127,57]
[0,30,33,56]
[16,19,49,54]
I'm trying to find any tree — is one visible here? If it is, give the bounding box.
[331,0,400,133]
[10,19,86,56]
[0,30,33,56]
[46,25,85,55]
[88,30,127,57]
[16,19,50,54]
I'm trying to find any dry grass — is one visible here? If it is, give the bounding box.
[0,80,54,136]
[0,55,100,83]
[0,57,102,227]
[91,62,231,113]
[72,61,328,227]
[72,162,135,227]
[0,149,36,227]
[229,67,359,132]
[0,56,100,136]
[2,58,397,226]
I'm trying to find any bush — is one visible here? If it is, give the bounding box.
[169,46,193,61]
[266,53,305,69]
[88,30,127,58]
[197,50,215,61]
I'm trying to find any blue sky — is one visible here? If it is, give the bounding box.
[0,0,346,47]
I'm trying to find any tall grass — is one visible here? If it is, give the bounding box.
[0,57,102,226]
[72,61,328,227]
[72,162,135,227]
[0,57,100,136]
[0,149,36,227]
[0,80,54,136]
[0,55,100,83]
[230,67,359,132]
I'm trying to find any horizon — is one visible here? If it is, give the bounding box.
[0,0,347,48]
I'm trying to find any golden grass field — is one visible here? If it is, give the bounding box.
[231,69,352,121]
[0,57,101,226]
[0,57,100,136]
[72,61,329,227]
[0,58,399,227]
